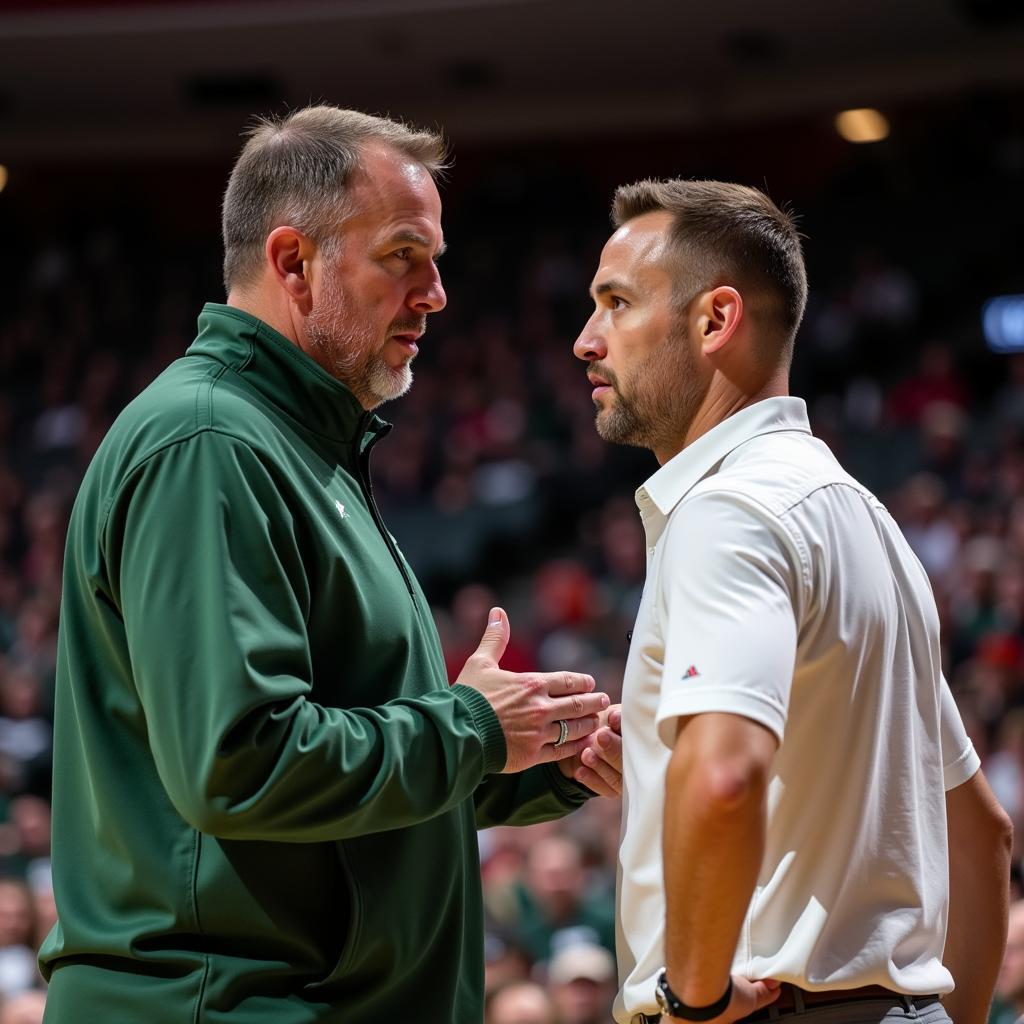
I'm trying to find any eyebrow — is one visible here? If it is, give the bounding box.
[391,229,447,259]
[592,279,633,299]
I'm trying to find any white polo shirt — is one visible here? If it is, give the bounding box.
[614,397,979,1024]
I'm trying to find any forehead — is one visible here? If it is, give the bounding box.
[343,141,443,240]
[593,210,674,290]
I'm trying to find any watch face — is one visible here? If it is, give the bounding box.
[655,982,670,1013]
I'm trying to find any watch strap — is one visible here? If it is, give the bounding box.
[656,971,733,1021]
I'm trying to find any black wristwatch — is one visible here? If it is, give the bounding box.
[655,971,733,1021]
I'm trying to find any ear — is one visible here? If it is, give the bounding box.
[694,286,743,355]
[265,226,317,314]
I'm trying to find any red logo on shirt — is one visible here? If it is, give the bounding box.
[683,665,700,679]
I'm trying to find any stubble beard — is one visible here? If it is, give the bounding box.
[306,272,416,410]
[594,320,708,454]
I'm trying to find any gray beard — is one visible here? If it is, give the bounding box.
[306,280,414,409]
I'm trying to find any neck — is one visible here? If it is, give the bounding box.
[226,288,300,349]
[653,370,789,465]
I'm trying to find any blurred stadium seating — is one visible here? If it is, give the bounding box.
[1,2,1023,1020]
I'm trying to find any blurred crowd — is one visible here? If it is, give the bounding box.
[1,129,1023,1022]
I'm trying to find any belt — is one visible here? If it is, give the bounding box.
[637,984,940,1024]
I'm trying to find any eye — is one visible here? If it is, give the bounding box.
[610,295,628,310]
[392,247,413,262]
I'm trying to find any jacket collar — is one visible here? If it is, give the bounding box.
[187,303,389,447]
[636,396,811,543]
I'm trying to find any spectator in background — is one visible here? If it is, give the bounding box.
[487,981,561,1024]
[17,493,66,602]
[949,536,1004,661]
[0,665,49,793]
[1,798,50,882]
[965,633,1024,739]
[0,570,22,655]
[994,355,1024,440]
[484,929,534,998]
[0,990,46,1024]
[512,834,615,966]
[0,878,37,999]
[848,248,919,336]
[26,873,53,956]
[532,561,602,676]
[547,943,617,1024]
[987,708,1024,851]
[918,401,969,498]
[889,342,967,426]
[900,472,961,583]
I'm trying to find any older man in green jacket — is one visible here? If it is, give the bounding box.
[40,106,622,1024]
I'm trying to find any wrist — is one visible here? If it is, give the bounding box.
[656,971,732,1021]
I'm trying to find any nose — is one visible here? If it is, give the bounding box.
[573,315,606,362]
[408,263,447,314]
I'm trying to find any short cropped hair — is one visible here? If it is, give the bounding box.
[222,105,448,292]
[612,179,808,357]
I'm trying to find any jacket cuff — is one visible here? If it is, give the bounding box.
[541,761,595,806]
[451,684,507,775]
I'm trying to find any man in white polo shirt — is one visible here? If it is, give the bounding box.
[573,178,1013,1024]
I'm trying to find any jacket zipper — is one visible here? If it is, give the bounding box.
[353,423,416,599]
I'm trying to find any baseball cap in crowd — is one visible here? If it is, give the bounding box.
[547,943,615,986]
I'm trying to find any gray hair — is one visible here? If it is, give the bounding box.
[221,105,449,292]
[612,178,808,358]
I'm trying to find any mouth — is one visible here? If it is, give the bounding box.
[390,332,422,357]
[587,372,613,401]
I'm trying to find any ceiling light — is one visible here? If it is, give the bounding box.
[835,108,890,144]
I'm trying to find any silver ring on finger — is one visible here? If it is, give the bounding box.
[553,719,569,748]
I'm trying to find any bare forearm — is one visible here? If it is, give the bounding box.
[943,772,1013,1024]
[664,715,775,1005]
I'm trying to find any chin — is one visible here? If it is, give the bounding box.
[370,365,413,405]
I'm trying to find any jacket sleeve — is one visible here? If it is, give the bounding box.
[473,763,592,829]
[105,429,507,842]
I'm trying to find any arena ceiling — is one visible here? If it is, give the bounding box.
[0,0,1022,159]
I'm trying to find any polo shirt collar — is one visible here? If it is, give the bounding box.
[635,396,811,540]
[188,303,389,447]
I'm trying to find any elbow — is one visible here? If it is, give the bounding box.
[164,773,249,837]
[172,793,233,837]
[671,754,768,819]
[997,805,1015,858]
[667,715,778,821]
[704,760,768,813]
[981,795,1015,858]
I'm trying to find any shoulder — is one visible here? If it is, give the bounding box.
[79,357,275,519]
[663,485,806,584]
[697,429,875,520]
[100,355,271,470]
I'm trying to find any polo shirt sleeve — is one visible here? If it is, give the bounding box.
[653,489,804,750]
[939,675,980,791]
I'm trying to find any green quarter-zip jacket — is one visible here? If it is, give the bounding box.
[40,304,590,1023]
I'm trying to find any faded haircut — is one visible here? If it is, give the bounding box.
[612,179,808,359]
[221,105,449,292]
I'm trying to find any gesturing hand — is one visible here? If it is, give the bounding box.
[560,704,623,796]
[455,608,609,775]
